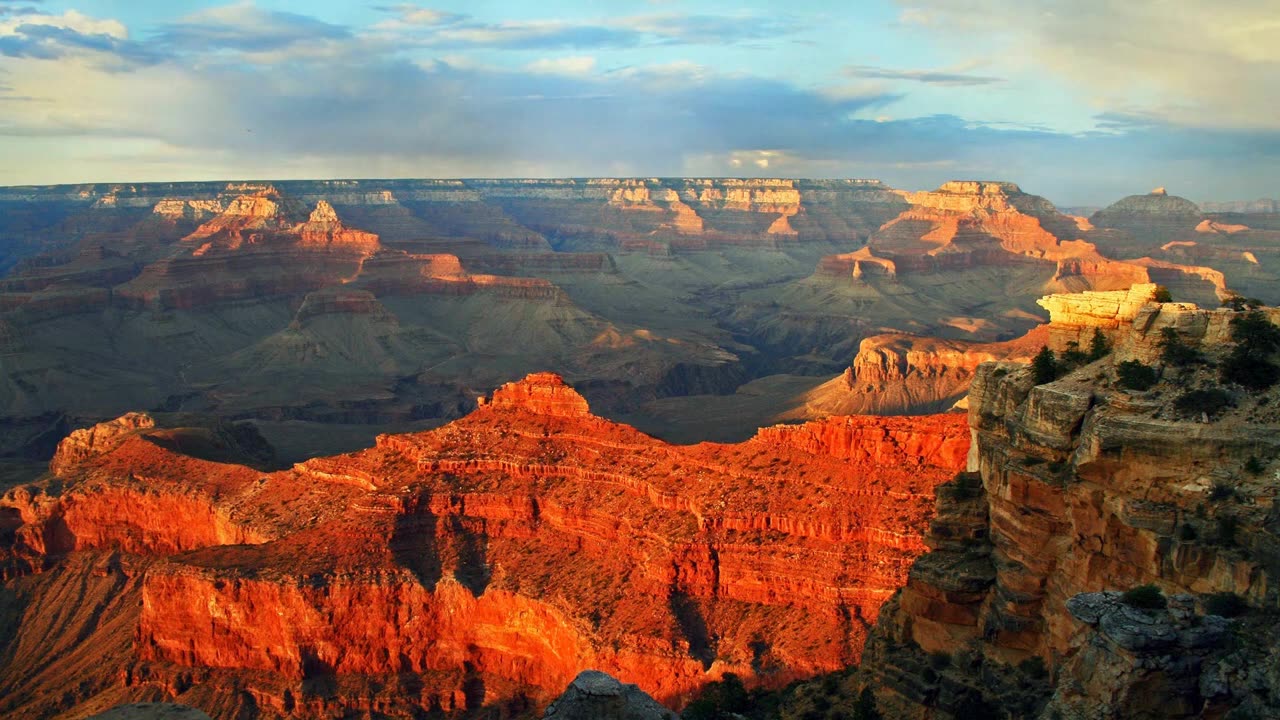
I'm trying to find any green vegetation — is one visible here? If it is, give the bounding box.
[1032,346,1059,384]
[682,673,749,720]
[1061,341,1089,368]
[1215,515,1239,547]
[1209,482,1236,501]
[1174,388,1235,418]
[1221,310,1280,390]
[1159,327,1205,367]
[1116,360,1158,391]
[1223,294,1266,311]
[1121,584,1167,610]
[1245,456,1265,476]
[1018,656,1048,680]
[1152,285,1173,303]
[1088,328,1111,362]
[1204,592,1248,618]
[946,473,984,501]
[1178,523,1198,541]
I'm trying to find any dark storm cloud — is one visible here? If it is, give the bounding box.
[845,64,1004,86]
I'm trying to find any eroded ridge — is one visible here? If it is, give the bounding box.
[0,373,967,718]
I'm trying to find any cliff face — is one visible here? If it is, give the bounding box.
[0,374,969,718]
[859,294,1280,719]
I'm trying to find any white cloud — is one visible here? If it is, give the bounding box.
[0,9,128,39]
[897,0,1280,129]
[525,56,597,75]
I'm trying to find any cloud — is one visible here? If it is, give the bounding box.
[525,56,597,75]
[845,63,1003,86]
[895,0,1280,129]
[154,2,351,53]
[0,9,156,64]
[371,5,465,27]
[369,5,796,50]
[0,2,1275,206]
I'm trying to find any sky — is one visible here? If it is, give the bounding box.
[0,0,1277,205]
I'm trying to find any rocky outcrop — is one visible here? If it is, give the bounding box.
[49,411,155,475]
[1035,283,1161,353]
[858,295,1280,719]
[1089,189,1204,256]
[481,372,592,417]
[0,374,970,718]
[1037,283,1280,363]
[791,327,1050,417]
[1045,592,1231,719]
[542,671,676,720]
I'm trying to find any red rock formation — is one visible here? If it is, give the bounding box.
[792,326,1051,417]
[0,375,969,718]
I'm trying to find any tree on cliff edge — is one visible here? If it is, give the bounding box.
[1032,346,1058,385]
[1088,328,1111,361]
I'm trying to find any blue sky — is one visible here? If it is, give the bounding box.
[0,0,1276,205]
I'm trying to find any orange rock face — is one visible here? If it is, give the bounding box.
[0,374,968,718]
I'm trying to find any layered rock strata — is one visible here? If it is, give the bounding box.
[859,294,1280,719]
[0,374,969,718]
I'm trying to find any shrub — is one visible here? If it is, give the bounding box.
[682,672,749,720]
[1032,346,1059,384]
[1204,592,1248,618]
[1121,584,1167,610]
[1231,310,1280,353]
[852,687,882,720]
[1174,388,1234,418]
[1087,328,1111,361]
[1018,656,1048,680]
[1222,295,1265,312]
[1221,347,1280,390]
[929,651,952,670]
[1215,515,1239,547]
[1116,360,1158,390]
[1178,523,1198,541]
[1245,456,1265,476]
[1061,341,1089,368]
[1152,285,1173,303]
[1159,327,1205,366]
[1222,311,1280,390]
[1209,482,1236,501]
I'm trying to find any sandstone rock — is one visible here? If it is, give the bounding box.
[482,372,592,417]
[1047,591,1232,719]
[0,376,969,717]
[50,412,155,475]
[88,703,212,720]
[858,293,1280,719]
[542,671,676,720]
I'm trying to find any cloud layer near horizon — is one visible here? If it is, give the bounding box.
[0,1,1276,205]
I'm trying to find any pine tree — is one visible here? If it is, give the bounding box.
[1032,346,1058,385]
[1087,327,1110,361]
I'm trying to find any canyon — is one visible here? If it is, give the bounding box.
[3,179,1277,470]
[0,372,968,718]
[4,178,1280,718]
